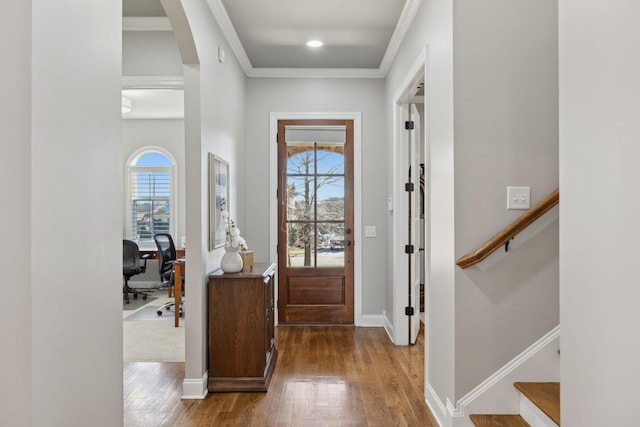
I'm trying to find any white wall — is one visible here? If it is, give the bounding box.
[386,0,559,417]
[122,31,183,76]
[0,2,32,425]
[245,77,388,316]
[171,0,248,396]
[385,0,456,412]
[452,0,559,398]
[559,1,640,425]
[122,119,186,247]
[31,1,122,426]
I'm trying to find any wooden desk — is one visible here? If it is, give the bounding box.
[139,248,185,259]
[138,247,186,327]
[173,259,185,327]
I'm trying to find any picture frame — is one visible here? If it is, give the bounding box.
[209,153,229,250]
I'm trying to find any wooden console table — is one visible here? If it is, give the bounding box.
[208,263,277,392]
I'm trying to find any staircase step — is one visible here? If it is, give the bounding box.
[470,414,530,427]
[514,382,560,426]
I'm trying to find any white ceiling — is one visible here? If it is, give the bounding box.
[122,0,414,118]
[220,0,406,70]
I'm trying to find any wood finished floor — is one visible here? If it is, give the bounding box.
[124,325,439,426]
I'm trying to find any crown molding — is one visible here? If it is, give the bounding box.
[206,0,253,75]
[248,67,385,79]
[121,76,184,89]
[206,0,420,79]
[123,17,172,31]
[379,0,422,75]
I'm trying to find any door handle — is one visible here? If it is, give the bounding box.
[346,240,352,246]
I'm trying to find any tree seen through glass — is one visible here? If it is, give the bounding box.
[286,142,345,267]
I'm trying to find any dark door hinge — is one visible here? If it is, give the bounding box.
[404,245,414,254]
[405,306,415,316]
[405,121,415,130]
[405,182,414,192]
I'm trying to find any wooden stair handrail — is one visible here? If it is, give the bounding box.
[456,189,559,269]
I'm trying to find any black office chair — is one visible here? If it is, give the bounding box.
[123,240,151,304]
[154,233,184,317]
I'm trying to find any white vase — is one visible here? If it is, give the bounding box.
[220,246,243,273]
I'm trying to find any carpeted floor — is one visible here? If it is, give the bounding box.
[123,295,157,310]
[123,289,185,362]
[124,305,181,321]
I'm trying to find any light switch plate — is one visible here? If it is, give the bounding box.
[364,226,377,238]
[507,186,531,210]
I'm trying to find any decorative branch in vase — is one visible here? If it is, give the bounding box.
[219,200,248,273]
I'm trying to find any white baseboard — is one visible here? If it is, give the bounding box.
[359,314,384,327]
[422,326,560,427]
[182,371,208,399]
[424,382,448,427]
[382,310,395,343]
[450,326,560,426]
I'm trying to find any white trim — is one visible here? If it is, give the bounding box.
[181,371,208,399]
[424,382,448,427]
[382,310,395,342]
[454,326,560,412]
[206,0,421,79]
[125,148,179,244]
[205,0,253,75]
[249,67,384,79]
[123,17,172,31]
[360,314,385,327]
[379,0,423,75]
[391,49,428,346]
[269,112,363,326]
[122,76,184,89]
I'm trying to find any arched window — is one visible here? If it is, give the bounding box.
[128,151,174,241]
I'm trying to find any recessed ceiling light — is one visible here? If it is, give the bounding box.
[306,40,323,48]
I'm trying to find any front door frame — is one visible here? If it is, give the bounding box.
[270,112,362,326]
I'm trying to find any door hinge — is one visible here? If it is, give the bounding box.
[405,306,415,316]
[404,245,415,254]
[405,121,415,130]
[405,182,414,192]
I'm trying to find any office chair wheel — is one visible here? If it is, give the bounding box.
[142,295,147,300]
[157,310,163,316]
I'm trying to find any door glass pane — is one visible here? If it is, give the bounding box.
[287,176,315,220]
[317,223,345,267]
[317,177,344,221]
[317,143,345,174]
[287,143,315,174]
[287,223,315,268]
[283,124,348,270]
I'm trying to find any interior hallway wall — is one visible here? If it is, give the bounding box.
[559,1,640,425]
[452,0,559,398]
[1,1,32,425]
[385,0,456,409]
[245,77,387,317]
[171,0,248,394]
[2,1,124,425]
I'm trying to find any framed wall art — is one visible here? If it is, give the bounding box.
[209,153,229,250]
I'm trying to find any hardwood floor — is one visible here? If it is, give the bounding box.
[124,325,439,426]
